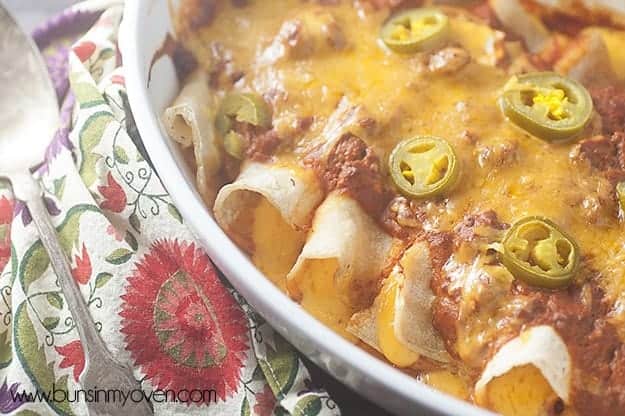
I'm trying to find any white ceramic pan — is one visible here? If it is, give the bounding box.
[120,2,491,415]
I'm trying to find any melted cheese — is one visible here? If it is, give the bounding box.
[421,371,470,401]
[376,273,420,367]
[290,258,357,341]
[189,3,625,251]
[447,14,504,66]
[252,197,304,290]
[480,365,561,416]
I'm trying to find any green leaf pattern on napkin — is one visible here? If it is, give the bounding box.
[14,303,75,416]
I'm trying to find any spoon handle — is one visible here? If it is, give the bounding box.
[13,172,107,354]
[10,172,152,415]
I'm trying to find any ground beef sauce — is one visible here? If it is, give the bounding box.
[425,211,625,415]
[218,107,281,181]
[311,134,392,217]
[246,130,281,162]
[426,231,458,351]
[175,0,218,32]
[454,210,508,242]
[574,132,625,185]
[361,0,423,11]
[590,86,625,135]
[380,196,427,239]
[230,121,281,163]
[428,212,509,355]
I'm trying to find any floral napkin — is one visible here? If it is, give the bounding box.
[0,1,340,415]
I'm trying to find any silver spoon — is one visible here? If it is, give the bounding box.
[0,5,152,416]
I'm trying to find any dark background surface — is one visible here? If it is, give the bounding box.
[4,1,403,414]
[303,357,396,416]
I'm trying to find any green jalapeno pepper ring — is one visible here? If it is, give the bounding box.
[500,72,593,142]
[223,131,246,160]
[389,136,459,198]
[215,93,271,159]
[501,216,579,288]
[380,8,449,54]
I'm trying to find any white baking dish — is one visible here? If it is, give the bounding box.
[120,2,491,415]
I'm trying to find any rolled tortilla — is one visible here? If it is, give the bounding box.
[475,325,572,404]
[532,0,625,27]
[394,243,450,363]
[163,71,220,203]
[555,31,618,86]
[287,191,393,337]
[214,161,323,235]
[348,242,450,364]
[214,161,324,288]
[489,0,551,53]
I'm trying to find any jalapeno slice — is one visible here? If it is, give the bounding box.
[390,136,459,198]
[215,92,271,136]
[501,216,579,289]
[223,131,246,160]
[500,72,593,142]
[380,8,449,54]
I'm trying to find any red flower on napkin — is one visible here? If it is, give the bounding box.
[254,385,277,416]
[0,197,14,271]
[120,239,249,405]
[98,172,127,213]
[111,74,125,86]
[71,243,92,285]
[55,341,85,382]
[73,41,96,62]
